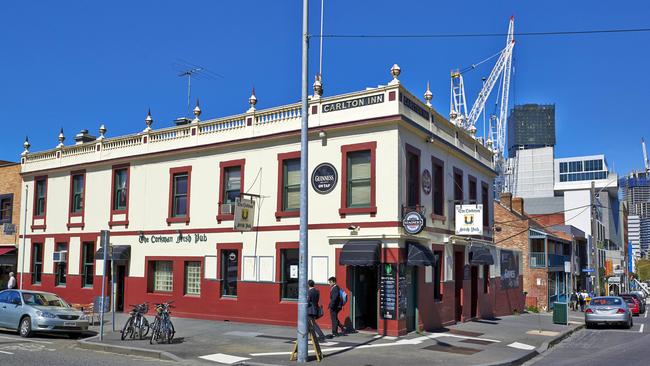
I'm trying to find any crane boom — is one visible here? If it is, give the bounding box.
[643,138,649,172]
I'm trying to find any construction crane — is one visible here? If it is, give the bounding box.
[643,138,649,173]
[449,17,515,193]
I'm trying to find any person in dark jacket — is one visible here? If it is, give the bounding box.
[327,277,345,338]
[307,280,325,341]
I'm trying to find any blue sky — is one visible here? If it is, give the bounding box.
[1,1,649,175]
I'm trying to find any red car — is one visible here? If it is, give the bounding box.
[621,295,640,316]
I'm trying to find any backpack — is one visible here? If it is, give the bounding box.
[339,287,348,307]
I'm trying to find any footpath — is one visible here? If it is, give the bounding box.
[78,309,585,366]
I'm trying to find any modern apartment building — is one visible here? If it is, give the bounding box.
[16,68,524,336]
[620,172,650,258]
[507,104,555,157]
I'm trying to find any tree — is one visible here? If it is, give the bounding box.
[637,260,650,282]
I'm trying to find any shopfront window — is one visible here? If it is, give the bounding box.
[32,243,43,284]
[221,250,238,297]
[282,159,300,211]
[185,261,201,296]
[35,178,47,217]
[70,174,84,213]
[0,194,12,224]
[153,261,173,292]
[81,242,94,288]
[223,167,241,204]
[347,151,371,208]
[281,249,299,300]
[55,243,67,286]
[113,168,128,211]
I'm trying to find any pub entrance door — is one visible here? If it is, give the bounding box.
[350,266,378,330]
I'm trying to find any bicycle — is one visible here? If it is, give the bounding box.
[149,301,175,344]
[121,303,150,340]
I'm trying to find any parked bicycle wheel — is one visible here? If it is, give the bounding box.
[121,317,134,341]
[149,322,159,345]
[138,317,150,340]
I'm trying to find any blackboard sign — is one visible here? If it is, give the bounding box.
[398,265,407,320]
[500,250,520,289]
[380,264,397,319]
[311,163,338,194]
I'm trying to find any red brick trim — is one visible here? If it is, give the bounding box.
[67,170,86,230]
[109,163,130,228]
[339,141,377,217]
[276,151,301,220]
[31,175,48,231]
[217,159,246,223]
[167,166,192,225]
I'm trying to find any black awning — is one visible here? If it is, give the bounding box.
[407,242,437,267]
[469,245,494,265]
[95,245,131,261]
[339,240,380,266]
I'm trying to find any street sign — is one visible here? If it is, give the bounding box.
[2,223,16,235]
[582,268,595,273]
[564,261,571,273]
[613,269,624,275]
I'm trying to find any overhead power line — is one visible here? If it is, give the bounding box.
[313,27,650,39]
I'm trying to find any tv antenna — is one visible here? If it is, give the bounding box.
[173,59,224,117]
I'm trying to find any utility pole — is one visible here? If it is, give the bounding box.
[591,181,599,296]
[19,184,28,290]
[297,0,309,362]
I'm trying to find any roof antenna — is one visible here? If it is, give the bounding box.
[173,59,223,117]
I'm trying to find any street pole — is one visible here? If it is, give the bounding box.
[19,184,28,290]
[99,230,109,341]
[591,181,599,296]
[297,0,309,362]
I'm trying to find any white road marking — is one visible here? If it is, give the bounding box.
[0,335,53,344]
[640,324,645,333]
[199,353,250,364]
[507,342,536,351]
[645,311,647,319]
[0,350,14,354]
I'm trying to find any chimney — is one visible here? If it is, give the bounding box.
[500,192,512,209]
[512,197,525,216]
[74,129,97,145]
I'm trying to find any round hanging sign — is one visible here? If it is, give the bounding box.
[311,163,338,194]
[229,252,237,261]
[422,169,432,195]
[402,211,425,235]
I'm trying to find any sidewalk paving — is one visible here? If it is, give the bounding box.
[78,309,586,366]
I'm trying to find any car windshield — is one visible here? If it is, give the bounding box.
[590,298,622,306]
[22,292,69,307]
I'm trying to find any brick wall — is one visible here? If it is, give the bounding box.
[0,163,21,245]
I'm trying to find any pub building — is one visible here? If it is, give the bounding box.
[17,65,523,336]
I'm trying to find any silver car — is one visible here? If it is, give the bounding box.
[0,289,89,338]
[585,296,633,329]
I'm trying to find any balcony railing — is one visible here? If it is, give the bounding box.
[530,252,570,268]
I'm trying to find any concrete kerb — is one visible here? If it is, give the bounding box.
[77,334,184,362]
[478,323,585,366]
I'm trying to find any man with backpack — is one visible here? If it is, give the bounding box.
[327,276,346,338]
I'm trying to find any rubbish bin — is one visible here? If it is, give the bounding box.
[553,302,568,325]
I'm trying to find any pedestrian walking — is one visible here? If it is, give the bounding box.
[7,272,16,289]
[578,291,586,312]
[327,277,345,338]
[307,280,326,341]
[570,291,577,311]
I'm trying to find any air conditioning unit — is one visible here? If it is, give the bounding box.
[220,203,234,215]
[53,251,68,263]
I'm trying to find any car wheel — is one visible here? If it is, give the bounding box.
[19,317,32,338]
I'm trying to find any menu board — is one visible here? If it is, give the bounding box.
[398,265,407,319]
[380,263,397,319]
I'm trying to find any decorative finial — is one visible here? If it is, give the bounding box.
[424,81,433,107]
[313,74,323,98]
[389,64,401,85]
[193,100,201,122]
[22,136,30,155]
[468,125,477,137]
[57,128,65,147]
[144,109,153,131]
[98,124,107,139]
[248,87,257,112]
